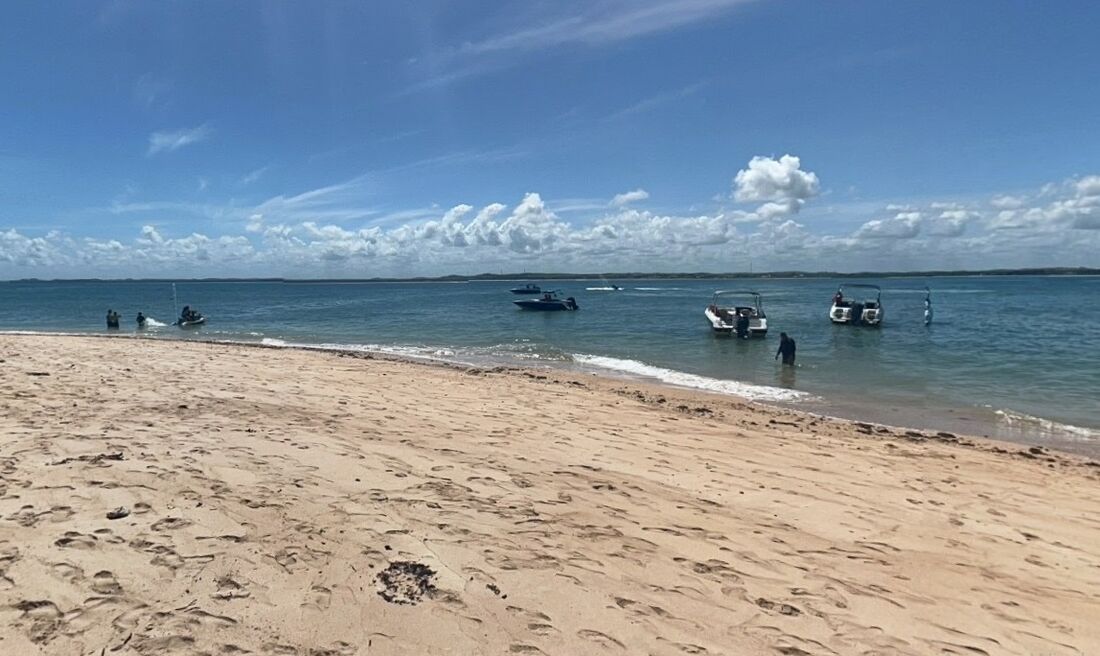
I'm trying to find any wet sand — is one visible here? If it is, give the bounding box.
[1,334,1098,655]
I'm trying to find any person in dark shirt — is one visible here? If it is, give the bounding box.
[735,311,750,339]
[136,312,147,328]
[775,332,796,365]
[106,309,120,329]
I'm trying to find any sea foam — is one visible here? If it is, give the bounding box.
[572,353,808,402]
[994,408,1098,440]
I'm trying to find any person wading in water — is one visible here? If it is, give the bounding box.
[775,332,796,365]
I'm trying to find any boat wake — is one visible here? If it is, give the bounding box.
[144,317,168,327]
[572,354,809,402]
[585,286,620,291]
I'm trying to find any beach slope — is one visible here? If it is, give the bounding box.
[0,335,1097,655]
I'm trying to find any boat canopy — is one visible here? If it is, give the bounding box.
[837,283,881,299]
[711,290,763,308]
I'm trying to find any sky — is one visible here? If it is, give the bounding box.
[2,0,1100,278]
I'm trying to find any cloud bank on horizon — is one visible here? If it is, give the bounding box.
[2,1,1099,277]
[2,155,1098,278]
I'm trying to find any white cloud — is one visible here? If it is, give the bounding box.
[987,177,1100,231]
[4,168,1100,278]
[610,189,650,207]
[147,125,211,156]
[240,166,269,186]
[461,0,752,55]
[733,155,820,219]
[990,194,1026,210]
[854,212,922,240]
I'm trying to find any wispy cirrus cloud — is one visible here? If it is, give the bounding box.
[147,125,211,156]
[404,0,753,93]
[462,0,754,55]
[239,166,269,186]
[608,81,707,120]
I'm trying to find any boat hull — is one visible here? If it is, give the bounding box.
[704,307,767,336]
[514,300,577,311]
[829,304,883,326]
[177,318,206,328]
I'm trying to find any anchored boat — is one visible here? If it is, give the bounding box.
[514,291,579,311]
[510,284,542,295]
[704,290,768,337]
[830,284,883,326]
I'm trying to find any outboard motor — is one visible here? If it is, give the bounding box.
[566,297,578,310]
[851,302,864,325]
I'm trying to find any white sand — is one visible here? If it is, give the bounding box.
[1,335,1097,655]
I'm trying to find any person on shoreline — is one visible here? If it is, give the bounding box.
[775,332,796,365]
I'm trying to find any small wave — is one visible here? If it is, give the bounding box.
[994,409,1098,440]
[258,337,459,363]
[633,287,684,291]
[586,286,622,291]
[572,354,808,402]
[888,288,991,295]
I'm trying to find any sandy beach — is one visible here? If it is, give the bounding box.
[0,334,1097,655]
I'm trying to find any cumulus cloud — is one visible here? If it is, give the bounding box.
[610,189,650,207]
[990,195,1025,210]
[855,212,923,240]
[733,155,820,219]
[4,167,1100,278]
[147,125,211,155]
[987,176,1100,231]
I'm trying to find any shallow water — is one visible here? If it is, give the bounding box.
[2,276,1097,455]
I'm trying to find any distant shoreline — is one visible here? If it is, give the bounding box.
[5,266,1098,284]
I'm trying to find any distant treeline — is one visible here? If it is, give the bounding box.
[9,267,1098,283]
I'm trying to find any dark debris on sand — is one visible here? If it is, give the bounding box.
[49,452,124,466]
[376,561,438,605]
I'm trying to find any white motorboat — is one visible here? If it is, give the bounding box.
[829,284,883,326]
[704,290,768,337]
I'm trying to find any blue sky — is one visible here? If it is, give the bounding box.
[2,0,1099,277]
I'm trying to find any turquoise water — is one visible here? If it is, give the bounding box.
[2,276,1098,455]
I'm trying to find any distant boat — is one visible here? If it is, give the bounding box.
[510,284,542,295]
[704,290,768,337]
[830,284,883,326]
[175,305,206,328]
[514,291,578,311]
[176,316,206,328]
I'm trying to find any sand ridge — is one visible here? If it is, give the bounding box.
[0,334,1098,655]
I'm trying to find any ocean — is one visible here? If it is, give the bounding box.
[2,276,1097,455]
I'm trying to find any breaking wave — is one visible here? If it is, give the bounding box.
[571,354,809,402]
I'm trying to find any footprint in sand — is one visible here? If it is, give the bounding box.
[91,570,122,595]
[54,532,98,549]
[304,584,332,610]
[151,517,192,531]
[13,599,63,644]
[577,629,625,650]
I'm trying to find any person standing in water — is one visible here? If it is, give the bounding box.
[136,312,147,329]
[775,332,796,365]
[106,309,120,329]
[735,310,750,339]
